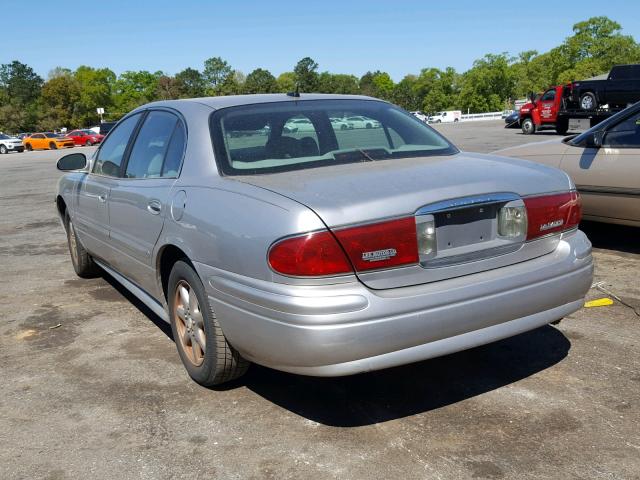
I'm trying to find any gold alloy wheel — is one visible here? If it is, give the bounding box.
[173,280,206,366]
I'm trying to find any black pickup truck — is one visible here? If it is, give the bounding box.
[571,64,640,110]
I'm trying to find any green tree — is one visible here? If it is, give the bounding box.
[391,75,420,111]
[39,73,80,130]
[156,75,183,100]
[317,72,360,94]
[113,70,162,113]
[203,56,233,95]
[175,67,206,98]
[359,71,394,101]
[0,60,43,105]
[294,57,319,92]
[244,68,277,94]
[0,61,43,131]
[276,72,296,92]
[458,54,515,113]
[73,66,116,126]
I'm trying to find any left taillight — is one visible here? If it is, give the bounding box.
[268,230,353,277]
[268,217,420,277]
[524,191,582,240]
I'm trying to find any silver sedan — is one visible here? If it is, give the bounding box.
[56,94,593,386]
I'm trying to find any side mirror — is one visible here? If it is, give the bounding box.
[528,92,536,102]
[57,153,87,171]
[585,131,604,148]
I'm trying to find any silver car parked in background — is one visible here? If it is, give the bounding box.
[56,94,593,386]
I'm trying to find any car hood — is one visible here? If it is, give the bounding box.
[236,152,572,227]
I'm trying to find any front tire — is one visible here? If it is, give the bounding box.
[579,92,597,111]
[49,142,57,150]
[0,145,6,154]
[25,143,32,151]
[521,118,536,135]
[85,140,92,147]
[168,261,249,386]
[65,212,100,278]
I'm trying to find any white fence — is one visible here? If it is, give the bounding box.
[460,111,504,122]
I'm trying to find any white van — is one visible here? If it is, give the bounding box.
[428,111,462,123]
[411,111,429,123]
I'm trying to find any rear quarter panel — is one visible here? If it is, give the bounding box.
[155,179,343,286]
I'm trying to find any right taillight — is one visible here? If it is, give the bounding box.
[524,191,582,240]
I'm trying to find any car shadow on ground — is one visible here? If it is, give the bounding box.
[100,272,174,340]
[236,326,570,427]
[99,265,571,428]
[580,221,639,255]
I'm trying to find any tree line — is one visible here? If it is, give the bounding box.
[1,16,638,132]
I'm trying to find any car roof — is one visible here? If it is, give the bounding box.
[135,93,381,113]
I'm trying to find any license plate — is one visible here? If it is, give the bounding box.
[434,205,497,251]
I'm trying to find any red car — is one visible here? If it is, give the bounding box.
[66,129,105,146]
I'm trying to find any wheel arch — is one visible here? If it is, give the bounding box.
[56,195,67,222]
[156,243,196,303]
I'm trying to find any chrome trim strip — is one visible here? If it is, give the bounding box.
[94,259,170,323]
[415,192,520,215]
[577,185,640,197]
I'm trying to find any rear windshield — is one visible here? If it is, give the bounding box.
[209,99,458,175]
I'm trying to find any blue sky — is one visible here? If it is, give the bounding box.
[3,0,639,80]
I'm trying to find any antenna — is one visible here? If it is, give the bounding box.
[287,83,301,98]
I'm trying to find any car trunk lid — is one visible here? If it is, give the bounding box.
[239,153,573,288]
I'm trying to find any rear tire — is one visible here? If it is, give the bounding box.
[85,140,92,147]
[579,92,597,111]
[168,261,249,386]
[521,118,536,135]
[25,143,32,151]
[0,145,6,154]
[65,212,100,278]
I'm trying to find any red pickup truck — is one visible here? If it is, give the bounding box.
[519,84,622,135]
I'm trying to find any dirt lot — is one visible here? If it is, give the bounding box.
[1,122,639,480]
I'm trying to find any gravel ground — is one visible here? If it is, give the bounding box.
[1,122,638,480]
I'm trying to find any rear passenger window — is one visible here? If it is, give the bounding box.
[162,122,186,177]
[125,111,178,179]
[93,113,141,177]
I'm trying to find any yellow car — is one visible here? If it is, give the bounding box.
[23,132,75,151]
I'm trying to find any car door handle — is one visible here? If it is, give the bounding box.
[147,200,162,215]
[98,194,107,203]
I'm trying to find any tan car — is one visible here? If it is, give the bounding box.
[495,104,640,227]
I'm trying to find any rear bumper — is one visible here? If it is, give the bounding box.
[197,230,593,376]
